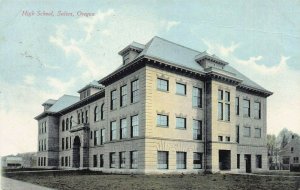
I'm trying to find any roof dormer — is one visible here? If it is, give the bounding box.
[118,42,145,65]
[78,80,104,100]
[195,51,228,70]
[42,99,57,111]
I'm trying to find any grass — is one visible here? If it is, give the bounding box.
[2,170,300,190]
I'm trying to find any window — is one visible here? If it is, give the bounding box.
[66,138,69,149]
[226,136,230,142]
[235,97,239,115]
[256,155,262,168]
[93,155,97,167]
[157,78,168,91]
[111,90,117,110]
[44,122,47,133]
[218,102,223,120]
[224,103,230,121]
[101,129,105,144]
[243,127,251,137]
[131,80,139,103]
[100,154,104,167]
[120,118,127,139]
[119,152,126,168]
[120,85,127,107]
[110,121,117,141]
[100,103,104,120]
[81,111,84,123]
[85,110,88,123]
[70,137,72,149]
[176,152,186,169]
[131,115,139,137]
[62,120,65,131]
[90,131,93,139]
[225,91,230,102]
[291,147,294,153]
[94,130,100,145]
[255,128,261,138]
[254,102,261,119]
[243,99,250,117]
[61,157,64,166]
[236,125,240,143]
[218,136,223,141]
[130,151,138,169]
[193,120,202,140]
[294,157,299,163]
[77,113,80,124]
[176,117,186,129]
[237,154,240,169]
[94,106,99,122]
[157,114,168,127]
[65,157,68,167]
[192,87,202,108]
[70,116,73,128]
[44,157,46,166]
[109,152,116,168]
[62,138,64,150]
[218,90,223,101]
[193,152,202,169]
[66,118,69,130]
[157,151,168,169]
[176,83,186,95]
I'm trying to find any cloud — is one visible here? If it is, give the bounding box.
[47,77,76,94]
[235,56,289,75]
[24,75,35,85]
[202,39,300,135]
[202,39,239,57]
[161,20,181,31]
[77,9,115,42]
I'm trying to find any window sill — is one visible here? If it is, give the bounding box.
[157,89,169,93]
[130,101,139,105]
[176,128,186,130]
[217,119,231,123]
[120,105,128,109]
[157,125,169,128]
[175,93,186,96]
[192,106,203,109]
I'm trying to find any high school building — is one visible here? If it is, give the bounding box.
[35,36,272,174]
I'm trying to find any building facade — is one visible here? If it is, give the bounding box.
[35,37,272,174]
[279,135,300,171]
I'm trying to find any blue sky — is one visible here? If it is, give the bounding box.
[0,0,299,156]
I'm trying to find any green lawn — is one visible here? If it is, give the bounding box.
[3,170,300,190]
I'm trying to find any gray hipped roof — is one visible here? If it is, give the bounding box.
[136,36,267,91]
[47,95,79,113]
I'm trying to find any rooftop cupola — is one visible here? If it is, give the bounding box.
[118,42,145,65]
[42,99,57,111]
[195,51,228,70]
[78,80,104,100]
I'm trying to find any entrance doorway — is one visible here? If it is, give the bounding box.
[219,150,231,170]
[244,154,251,173]
[73,136,81,168]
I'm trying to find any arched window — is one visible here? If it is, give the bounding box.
[101,103,104,120]
[70,116,73,128]
[62,120,65,131]
[66,118,69,130]
[94,106,99,122]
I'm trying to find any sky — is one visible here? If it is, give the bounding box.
[0,0,299,156]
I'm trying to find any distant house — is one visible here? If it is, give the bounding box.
[279,135,300,171]
[1,152,37,169]
[1,156,23,168]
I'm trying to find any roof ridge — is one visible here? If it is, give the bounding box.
[62,94,79,98]
[152,36,203,54]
